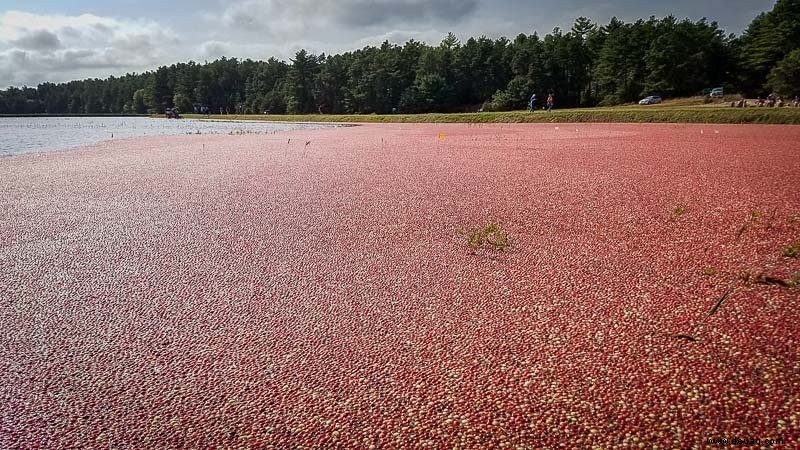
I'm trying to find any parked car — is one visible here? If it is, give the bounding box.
[639,95,663,105]
[710,87,724,98]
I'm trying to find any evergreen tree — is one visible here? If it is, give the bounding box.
[738,0,800,94]
[284,50,320,114]
[767,48,800,96]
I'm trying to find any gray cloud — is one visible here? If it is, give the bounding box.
[9,49,28,64]
[200,40,230,59]
[60,26,83,40]
[10,29,61,51]
[221,0,478,36]
[112,32,162,53]
[334,0,478,27]
[91,23,113,35]
[62,49,96,62]
[220,0,314,32]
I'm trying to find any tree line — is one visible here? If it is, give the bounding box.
[1,0,798,115]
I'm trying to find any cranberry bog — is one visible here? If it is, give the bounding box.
[1,123,799,448]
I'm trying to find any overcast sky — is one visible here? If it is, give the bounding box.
[0,0,776,88]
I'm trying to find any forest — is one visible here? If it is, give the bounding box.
[1,0,798,115]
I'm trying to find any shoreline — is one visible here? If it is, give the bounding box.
[0,113,149,118]
[175,106,800,125]
[0,116,334,157]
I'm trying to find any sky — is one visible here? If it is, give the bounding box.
[0,0,777,88]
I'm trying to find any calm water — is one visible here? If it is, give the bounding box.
[0,117,331,155]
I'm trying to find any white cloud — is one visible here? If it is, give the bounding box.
[0,10,178,87]
[356,29,449,47]
[196,39,337,62]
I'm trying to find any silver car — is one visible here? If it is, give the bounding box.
[639,96,662,105]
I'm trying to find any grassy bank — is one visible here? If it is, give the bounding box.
[179,106,800,125]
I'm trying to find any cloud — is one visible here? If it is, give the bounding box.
[10,29,61,51]
[195,39,335,62]
[220,0,478,37]
[220,0,320,36]
[9,49,28,65]
[335,0,478,27]
[0,10,177,87]
[200,40,230,59]
[356,29,449,47]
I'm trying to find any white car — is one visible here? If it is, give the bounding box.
[710,87,724,98]
[639,96,662,105]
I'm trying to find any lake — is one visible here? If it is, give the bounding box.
[0,116,331,156]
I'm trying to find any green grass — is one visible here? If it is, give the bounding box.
[672,205,688,217]
[783,240,800,258]
[179,105,800,125]
[789,272,800,288]
[464,223,511,253]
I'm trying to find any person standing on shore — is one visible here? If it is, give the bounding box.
[530,93,537,112]
[546,93,554,112]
